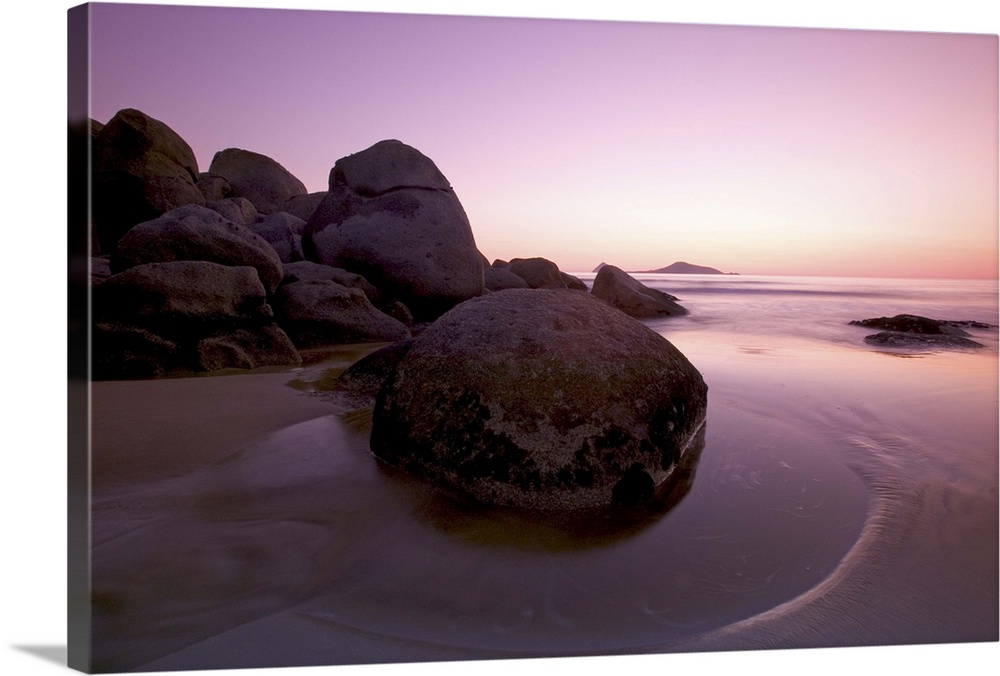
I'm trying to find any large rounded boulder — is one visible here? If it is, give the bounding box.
[91,108,206,253]
[208,148,308,215]
[304,140,484,321]
[592,264,687,317]
[370,289,708,510]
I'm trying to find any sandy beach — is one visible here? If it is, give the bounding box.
[91,370,336,490]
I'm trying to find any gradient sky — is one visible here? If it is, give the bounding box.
[85,1,999,278]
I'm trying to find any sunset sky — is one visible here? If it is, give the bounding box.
[84,1,999,278]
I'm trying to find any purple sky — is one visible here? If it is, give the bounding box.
[86,1,998,277]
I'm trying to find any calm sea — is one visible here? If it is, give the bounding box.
[575,272,1000,352]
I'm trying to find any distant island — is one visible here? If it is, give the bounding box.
[593,261,735,275]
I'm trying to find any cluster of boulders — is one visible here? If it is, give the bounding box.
[850,314,995,349]
[88,108,709,512]
[89,108,689,379]
[87,110,481,377]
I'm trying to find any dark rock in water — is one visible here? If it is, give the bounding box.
[110,204,285,294]
[591,264,686,318]
[850,314,995,349]
[370,289,707,510]
[943,319,999,330]
[305,140,484,321]
[507,257,566,289]
[863,332,984,349]
[272,280,410,348]
[850,314,967,335]
[205,196,258,226]
[91,108,206,253]
[208,147,308,215]
[335,339,415,406]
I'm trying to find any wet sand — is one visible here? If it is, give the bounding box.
[90,370,337,489]
[88,333,998,672]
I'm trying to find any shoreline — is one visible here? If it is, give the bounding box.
[86,284,998,670]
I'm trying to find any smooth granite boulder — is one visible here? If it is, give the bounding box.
[248,212,306,264]
[92,108,206,253]
[484,265,530,291]
[305,140,484,320]
[591,264,687,317]
[209,148,308,215]
[205,196,259,226]
[507,257,566,289]
[110,205,284,294]
[332,139,451,195]
[273,281,411,348]
[371,289,708,510]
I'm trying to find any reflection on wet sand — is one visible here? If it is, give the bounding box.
[91,363,872,671]
[381,424,707,551]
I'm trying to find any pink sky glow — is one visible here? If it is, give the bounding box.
[85,2,999,278]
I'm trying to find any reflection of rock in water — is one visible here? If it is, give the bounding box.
[373,423,707,551]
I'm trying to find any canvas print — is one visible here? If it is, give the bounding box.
[67,2,999,673]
